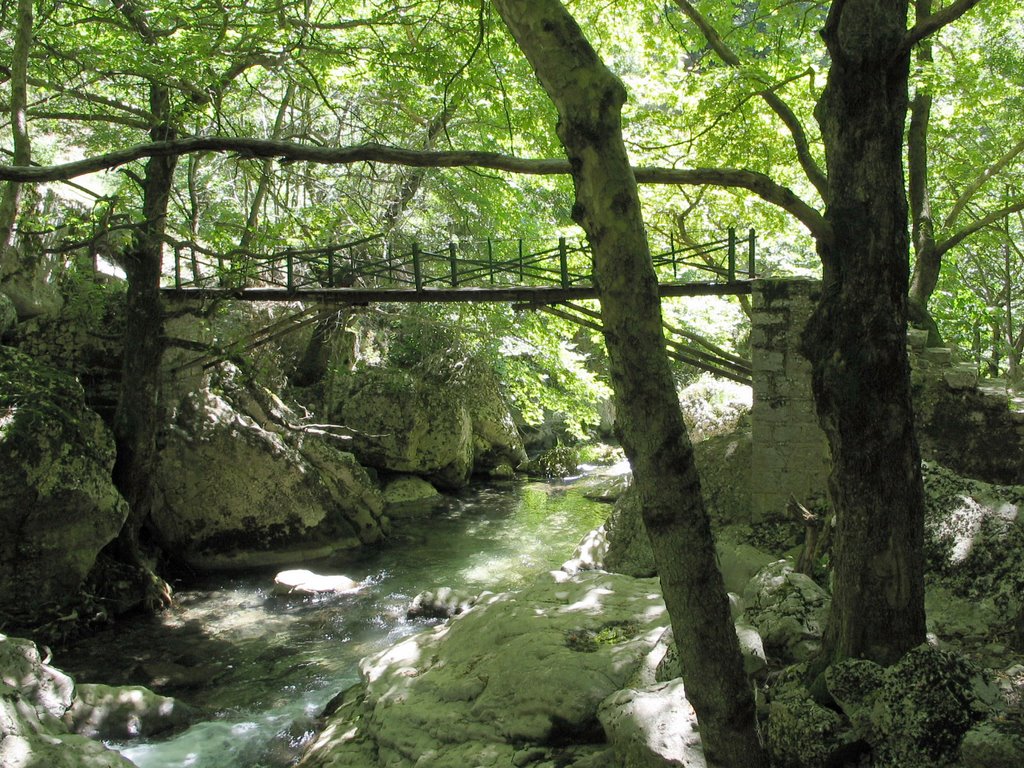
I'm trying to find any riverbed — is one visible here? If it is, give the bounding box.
[56,475,617,767]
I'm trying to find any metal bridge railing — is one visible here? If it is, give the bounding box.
[167,228,755,293]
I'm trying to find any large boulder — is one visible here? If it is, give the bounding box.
[825,645,992,767]
[0,251,65,320]
[0,634,135,768]
[742,560,830,664]
[460,360,527,474]
[301,570,676,767]
[65,683,193,741]
[921,462,1024,647]
[333,367,475,489]
[152,378,386,571]
[0,346,129,626]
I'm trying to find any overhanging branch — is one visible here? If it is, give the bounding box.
[0,137,828,238]
[903,0,985,52]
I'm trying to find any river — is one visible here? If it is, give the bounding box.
[57,473,619,767]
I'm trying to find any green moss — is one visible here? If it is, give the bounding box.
[0,345,111,467]
[564,620,640,652]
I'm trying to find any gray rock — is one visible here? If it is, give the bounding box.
[0,252,65,320]
[152,385,385,570]
[406,587,476,620]
[598,680,706,768]
[0,635,75,720]
[562,525,611,575]
[335,367,474,489]
[0,634,134,768]
[272,569,364,596]
[0,347,129,624]
[382,475,443,518]
[944,363,980,390]
[302,570,673,767]
[65,683,193,740]
[742,560,830,663]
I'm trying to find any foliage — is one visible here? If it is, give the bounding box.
[378,302,610,438]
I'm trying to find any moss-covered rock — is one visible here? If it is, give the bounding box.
[765,681,850,768]
[0,634,134,768]
[0,291,16,336]
[869,646,989,766]
[742,560,830,664]
[334,367,475,489]
[922,462,1024,646]
[0,346,129,627]
[602,486,657,578]
[152,380,385,571]
[961,720,1024,768]
[826,645,991,767]
[381,475,444,518]
[522,444,579,478]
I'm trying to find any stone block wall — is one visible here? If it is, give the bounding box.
[750,279,831,521]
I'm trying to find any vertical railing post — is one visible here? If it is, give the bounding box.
[559,237,569,288]
[449,241,458,287]
[412,242,423,290]
[727,227,736,282]
[487,238,494,284]
[747,228,756,278]
[286,248,294,290]
[174,246,181,289]
[518,239,524,282]
[670,232,677,279]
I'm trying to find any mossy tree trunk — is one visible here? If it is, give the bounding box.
[802,0,927,668]
[110,78,176,608]
[491,2,764,765]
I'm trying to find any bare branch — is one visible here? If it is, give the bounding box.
[673,0,828,200]
[903,0,985,51]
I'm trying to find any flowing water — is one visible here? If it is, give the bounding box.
[57,474,619,768]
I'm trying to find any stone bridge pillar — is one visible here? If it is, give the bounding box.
[750,278,830,521]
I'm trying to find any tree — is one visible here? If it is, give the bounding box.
[907,0,1024,342]
[0,0,1002,748]
[0,0,34,265]
[490,2,765,765]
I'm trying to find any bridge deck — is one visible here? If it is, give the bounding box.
[161,280,753,304]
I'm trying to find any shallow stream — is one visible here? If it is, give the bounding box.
[58,475,617,767]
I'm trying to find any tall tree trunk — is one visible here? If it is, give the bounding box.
[0,0,34,275]
[110,76,176,608]
[906,0,943,344]
[491,2,764,765]
[803,0,927,668]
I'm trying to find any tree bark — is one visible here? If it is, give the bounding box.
[0,0,34,274]
[906,0,944,344]
[491,2,764,765]
[110,0,178,607]
[802,0,927,668]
